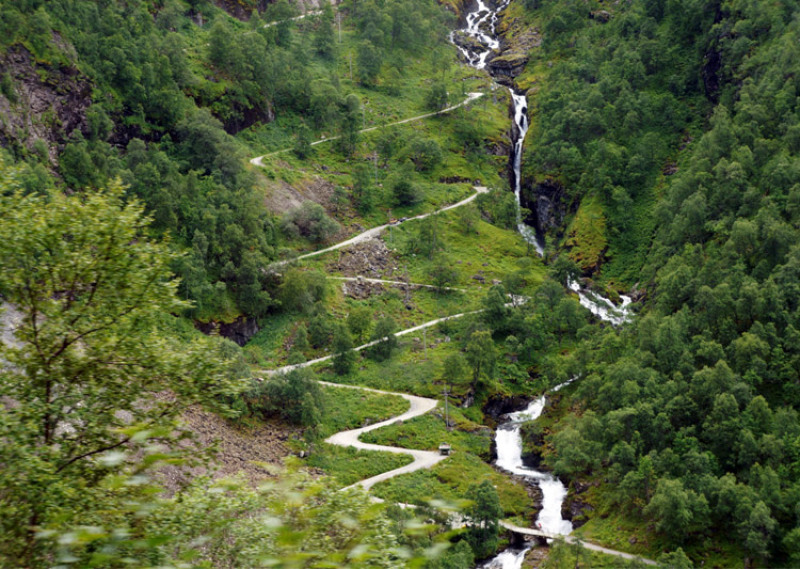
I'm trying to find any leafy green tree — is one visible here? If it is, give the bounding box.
[244,368,323,428]
[457,204,479,235]
[294,123,314,159]
[465,330,497,391]
[267,0,295,47]
[347,305,373,341]
[310,79,341,130]
[390,164,422,206]
[782,528,800,567]
[0,177,240,566]
[292,323,310,355]
[332,323,356,375]
[339,93,362,156]
[313,6,336,60]
[412,215,442,259]
[405,137,443,172]
[426,539,474,569]
[482,285,510,332]
[741,500,777,562]
[441,353,467,391]
[357,40,382,85]
[425,80,449,111]
[463,480,502,559]
[279,268,329,313]
[644,478,709,544]
[352,162,375,213]
[549,254,581,287]
[309,310,333,348]
[368,316,399,361]
[281,202,341,243]
[657,548,693,569]
[428,254,459,291]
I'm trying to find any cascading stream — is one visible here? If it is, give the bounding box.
[454,0,632,323]
[480,546,532,569]
[495,397,573,536]
[452,3,632,566]
[509,91,544,256]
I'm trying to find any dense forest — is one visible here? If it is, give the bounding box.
[515,0,800,564]
[2,0,800,566]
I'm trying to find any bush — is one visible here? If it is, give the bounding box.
[241,368,323,427]
[281,201,340,243]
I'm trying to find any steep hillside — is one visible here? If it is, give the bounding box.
[505,0,800,565]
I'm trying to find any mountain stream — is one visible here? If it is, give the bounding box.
[452,1,634,566]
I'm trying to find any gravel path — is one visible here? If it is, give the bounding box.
[320,381,444,491]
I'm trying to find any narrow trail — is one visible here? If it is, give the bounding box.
[268,185,489,267]
[260,309,481,376]
[320,381,445,491]
[249,92,484,166]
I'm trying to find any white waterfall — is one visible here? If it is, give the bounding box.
[509,91,544,255]
[480,546,532,568]
[496,398,573,536]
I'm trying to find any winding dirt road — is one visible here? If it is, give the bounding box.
[318,379,657,565]
[320,381,445,491]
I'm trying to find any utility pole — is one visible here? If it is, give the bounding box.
[443,385,450,430]
[337,11,341,43]
[423,328,427,360]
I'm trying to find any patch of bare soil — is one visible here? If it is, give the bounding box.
[158,405,298,494]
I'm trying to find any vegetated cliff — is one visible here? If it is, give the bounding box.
[0,46,91,165]
[489,9,540,86]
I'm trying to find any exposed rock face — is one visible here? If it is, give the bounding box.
[561,480,594,529]
[486,50,531,82]
[195,315,260,346]
[0,47,92,164]
[222,101,275,135]
[483,394,531,421]
[488,16,541,85]
[327,239,399,279]
[521,178,567,234]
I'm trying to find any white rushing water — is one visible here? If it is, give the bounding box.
[451,0,508,69]
[496,398,573,536]
[509,91,544,256]
[480,546,532,569]
[451,2,630,566]
[568,279,633,326]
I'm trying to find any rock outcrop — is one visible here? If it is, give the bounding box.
[519,178,568,235]
[0,46,92,165]
[195,315,260,346]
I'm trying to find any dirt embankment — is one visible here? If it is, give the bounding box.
[159,406,297,494]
